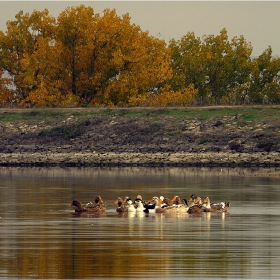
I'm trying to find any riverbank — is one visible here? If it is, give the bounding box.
[0,151,279,168]
[0,106,280,168]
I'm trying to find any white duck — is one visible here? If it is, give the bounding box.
[134,198,146,212]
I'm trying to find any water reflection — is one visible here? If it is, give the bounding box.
[0,166,280,279]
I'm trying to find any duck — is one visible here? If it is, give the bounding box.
[142,196,170,213]
[161,196,174,208]
[114,197,128,213]
[95,195,106,205]
[187,196,205,214]
[188,194,198,206]
[203,197,230,213]
[195,196,203,204]
[135,195,152,211]
[171,195,187,206]
[170,195,189,211]
[148,196,181,214]
[134,198,146,212]
[69,196,107,212]
[84,195,106,206]
[182,198,189,206]
[123,197,137,212]
[142,196,157,212]
[136,194,143,201]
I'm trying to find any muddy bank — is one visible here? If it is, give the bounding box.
[0,107,280,168]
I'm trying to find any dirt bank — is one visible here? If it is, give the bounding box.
[0,106,280,168]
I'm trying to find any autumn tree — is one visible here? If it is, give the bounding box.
[0,9,56,103]
[1,6,280,107]
[0,5,171,107]
[56,6,172,106]
[19,37,76,107]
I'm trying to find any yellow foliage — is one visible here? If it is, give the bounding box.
[0,5,173,107]
[56,6,172,106]
[128,84,198,107]
[20,81,77,107]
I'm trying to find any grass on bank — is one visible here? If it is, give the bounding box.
[0,106,279,124]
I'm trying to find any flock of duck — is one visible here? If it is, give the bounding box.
[69,194,230,214]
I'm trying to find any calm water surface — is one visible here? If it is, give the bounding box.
[0,166,280,279]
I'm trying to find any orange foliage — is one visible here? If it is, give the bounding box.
[20,81,77,107]
[128,84,198,107]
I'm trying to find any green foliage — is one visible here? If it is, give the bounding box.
[0,110,46,122]
[169,29,280,106]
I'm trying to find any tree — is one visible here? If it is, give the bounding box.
[56,5,97,98]
[248,46,280,104]
[2,6,280,107]
[0,9,56,103]
[0,5,172,107]
[18,37,76,107]
[169,32,205,93]
[223,35,253,104]
[169,28,254,105]
[55,6,172,106]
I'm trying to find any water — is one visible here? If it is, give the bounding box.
[0,166,280,279]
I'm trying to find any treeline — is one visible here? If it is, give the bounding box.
[0,5,280,107]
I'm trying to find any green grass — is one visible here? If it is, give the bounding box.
[0,110,68,122]
[0,105,280,123]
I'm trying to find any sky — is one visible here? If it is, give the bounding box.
[0,1,279,57]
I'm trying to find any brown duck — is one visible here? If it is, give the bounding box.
[187,196,205,214]
[171,195,188,206]
[188,194,198,206]
[171,195,189,212]
[203,197,230,213]
[161,196,174,207]
[114,197,128,213]
[149,197,182,214]
[69,196,107,212]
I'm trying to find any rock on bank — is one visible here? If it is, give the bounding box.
[0,152,279,167]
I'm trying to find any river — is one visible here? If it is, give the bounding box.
[0,166,279,279]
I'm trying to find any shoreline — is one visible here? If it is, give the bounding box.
[1,151,279,167]
[1,107,280,172]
